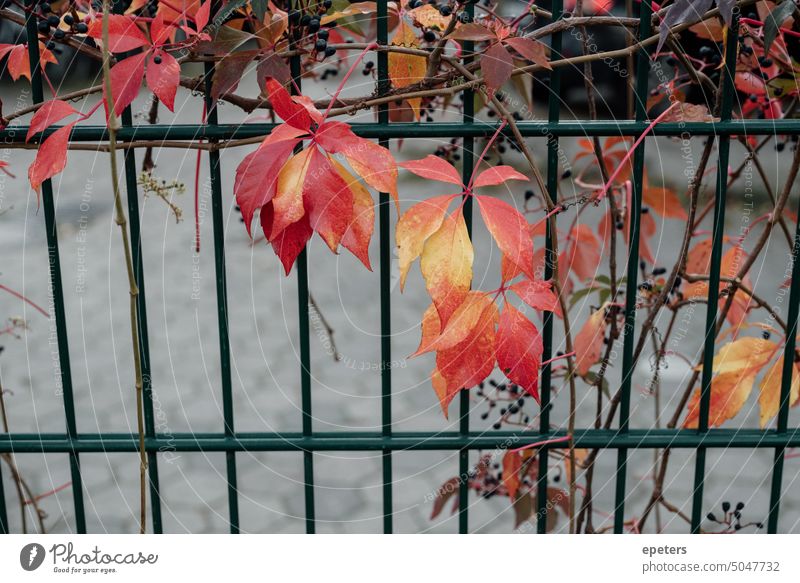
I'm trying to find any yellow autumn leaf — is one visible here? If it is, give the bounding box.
[420,212,473,327]
[758,355,800,428]
[396,194,453,289]
[707,336,777,375]
[684,369,759,428]
[272,147,313,238]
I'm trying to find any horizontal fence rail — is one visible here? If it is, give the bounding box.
[1,0,799,535]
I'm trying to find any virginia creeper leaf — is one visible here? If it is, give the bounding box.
[396,194,454,289]
[26,100,78,142]
[482,42,514,95]
[399,155,463,186]
[28,122,75,195]
[495,303,543,401]
[476,195,535,280]
[146,50,180,111]
[472,165,528,189]
[420,212,474,327]
[574,303,608,376]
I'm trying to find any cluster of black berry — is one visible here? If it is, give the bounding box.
[477,379,532,430]
[36,2,88,51]
[706,500,763,532]
[288,0,337,59]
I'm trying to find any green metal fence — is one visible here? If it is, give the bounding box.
[1,0,800,535]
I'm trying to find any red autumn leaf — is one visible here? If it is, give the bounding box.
[88,14,149,53]
[420,212,474,327]
[476,195,535,280]
[482,42,514,95]
[495,303,543,401]
[435,299,499,415]
[149,13,174,47]
[235,79,396,275]
[303,149,355,252]
[0,44,14,61]
[195,0,212,31]
[26,100,79,142]
[146,50,180,111]
[7,44,30,81]
[28,122,75,195]
[333,159,375,270]
[234,124,304,236]
[503,36,551,70]
[398,155,463,186]
[260,203,313,275]
[396,194,455,289]
[502,451,522,500]
[315,121,399,209]
[574,303,609,376]
[471,165,528,189]
[510,279,560,316]
[106,52,147,116]
[265,77,313,131]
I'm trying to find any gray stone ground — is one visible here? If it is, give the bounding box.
[1,69,799,533]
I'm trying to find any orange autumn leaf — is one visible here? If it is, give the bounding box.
[686,238,714,274]
[420,291,494,354]
[706,336,777,375]
[502,451,522,500]
[642,180,687,220]
[684,336,778,428]
[388,21,426,119]
[758,355,800,428]
[684,370,759,429]
[574,303,609,376]
[562,224,601,282]
[420,212,474,327]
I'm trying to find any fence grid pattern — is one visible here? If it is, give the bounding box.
[1,0,800,534]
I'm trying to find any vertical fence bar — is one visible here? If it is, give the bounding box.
[287,5,315,533]
[689,14,739,534]
[536,0,563,533]
[377,0,393,534]
[457,0,476,535]
[767,203,800,533]
[120,106,163,533]
[24,3,86,533]
[203,55,240,533]
[613,0,651,534]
